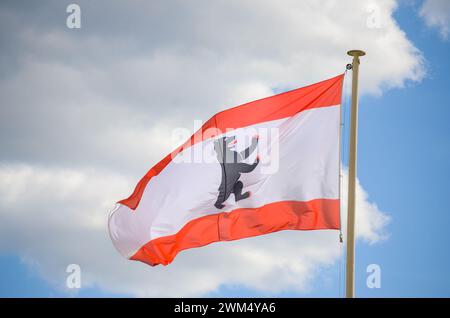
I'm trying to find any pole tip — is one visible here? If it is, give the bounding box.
[347,50,366,57]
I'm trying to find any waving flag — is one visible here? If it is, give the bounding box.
[108,74,344,266]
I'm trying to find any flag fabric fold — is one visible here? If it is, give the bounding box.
[108,74,344,266]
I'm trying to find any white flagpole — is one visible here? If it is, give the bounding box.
[345,49,365,298]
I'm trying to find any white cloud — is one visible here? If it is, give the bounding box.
[0,164,389,296]
[340,169,391,244]
[419,0,450,40]
[0,0,426,171]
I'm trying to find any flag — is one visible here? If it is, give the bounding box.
[108,74,344,266]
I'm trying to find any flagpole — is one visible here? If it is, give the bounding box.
[345,49,365,298]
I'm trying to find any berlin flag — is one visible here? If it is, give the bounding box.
[108,74,344,266]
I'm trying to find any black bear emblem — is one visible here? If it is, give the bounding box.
[213,135,259,209]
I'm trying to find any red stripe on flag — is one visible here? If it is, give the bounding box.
[130,198,340,266]
[119,74,344,210]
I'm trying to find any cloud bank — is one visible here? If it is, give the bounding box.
[420,0,450,40]
[0,164,389,296]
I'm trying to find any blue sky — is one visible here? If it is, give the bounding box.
[355,3,450,297]
[0,1,449,297]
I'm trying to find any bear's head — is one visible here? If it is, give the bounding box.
[213,136,237,162]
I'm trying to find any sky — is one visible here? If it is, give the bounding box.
[0,0,449,297]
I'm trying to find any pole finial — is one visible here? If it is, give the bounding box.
[347,50,366,57]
